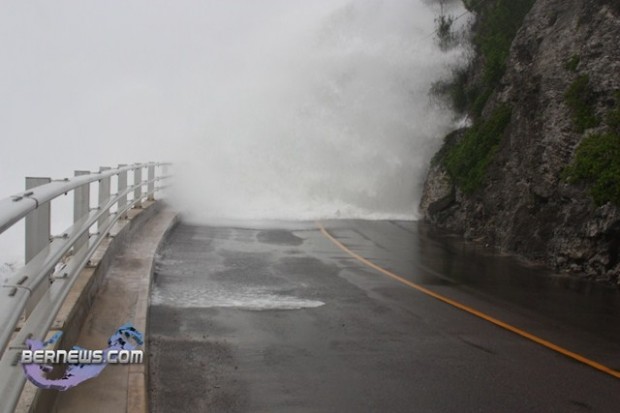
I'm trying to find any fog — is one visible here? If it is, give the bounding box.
[0,0,469,264]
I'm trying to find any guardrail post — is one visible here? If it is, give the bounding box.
[25,177,51,317]
[98,167,111,235]
[25,177,51,263]
[134,165,142,209]
[118,164,128,219]
[73,171,90,252]
[147,163,155,201]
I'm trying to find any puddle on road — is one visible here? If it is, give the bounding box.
[151,286,325,311]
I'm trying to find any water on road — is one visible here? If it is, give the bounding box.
[149,220,620,413]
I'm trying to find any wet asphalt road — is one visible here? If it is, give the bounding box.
[148,220,620,413]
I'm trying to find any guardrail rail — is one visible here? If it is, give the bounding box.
[0,162,170,413]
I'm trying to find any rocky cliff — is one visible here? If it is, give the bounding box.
[420,0,620,283]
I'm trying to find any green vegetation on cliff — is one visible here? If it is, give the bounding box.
[433,0,535,116]
[606,93,620,133]
[564,132,620,206]
[564,54,580,73]
[564,74,600,132]
[435,13,456,51]
[442,105,512,193]
[430,1,533,193]
[465,0,535,87]
[564,93,620,206]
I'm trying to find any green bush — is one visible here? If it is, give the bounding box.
[565,91,620,206]
[429,1,531,195]
[474,0,536,86]
[564,132,620,206]
[431,128,463,166]
[564,54,580,72]
[606,92,620,133]
[442,105,512,193]
[435,13,456,50]
[471,88,492,117]
[431,0,535,117]
[565,74,600,132]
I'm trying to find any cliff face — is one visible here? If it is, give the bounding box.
[420,0,620,282]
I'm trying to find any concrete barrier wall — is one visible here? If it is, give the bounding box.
[14,201,173,413]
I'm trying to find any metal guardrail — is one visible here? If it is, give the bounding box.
[0,162,170,413]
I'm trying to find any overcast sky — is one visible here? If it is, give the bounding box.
[0,1,341,190]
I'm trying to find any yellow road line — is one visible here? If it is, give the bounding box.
[316,221,620,380]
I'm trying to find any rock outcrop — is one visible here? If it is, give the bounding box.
[421,0,620,282]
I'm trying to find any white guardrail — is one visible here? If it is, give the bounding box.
[0,162,170,412]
